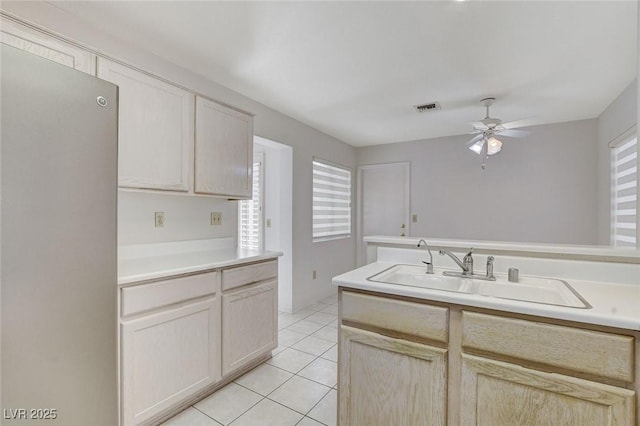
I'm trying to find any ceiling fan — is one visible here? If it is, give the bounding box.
[466,97,530,168]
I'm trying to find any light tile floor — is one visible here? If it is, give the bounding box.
[161,294,339,426]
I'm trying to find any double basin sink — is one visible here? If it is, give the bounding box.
[367,264,591,309]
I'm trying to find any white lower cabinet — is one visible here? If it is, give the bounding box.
[120,260,278,426]
[121,298,221,426]
[222,279,278,376]
[339,325,447,426]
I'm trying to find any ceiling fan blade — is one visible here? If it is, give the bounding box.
[501,117,536,129]
[471,121,489,131]
[465,134,483,146]
[497,129,530,138]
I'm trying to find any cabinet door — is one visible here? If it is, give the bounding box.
[195,96,253,198]
[339,325,447,426]
[222,279,277,376]
[1,17,96,74]
[460,354,636,426]
[121,298,221,426]
[97,58,194,191]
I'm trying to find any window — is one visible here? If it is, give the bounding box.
[611,135,637,247]
[239,153,264,250]
[312,159,352,242]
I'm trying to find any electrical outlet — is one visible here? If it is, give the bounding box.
[210,212,222,226]
[155,212,165,228]
[312,270,317,280]
[412,214,418,223]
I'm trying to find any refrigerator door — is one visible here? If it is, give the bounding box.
[1,45,118,425]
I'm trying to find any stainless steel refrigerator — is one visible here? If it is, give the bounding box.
[1,44,118,425]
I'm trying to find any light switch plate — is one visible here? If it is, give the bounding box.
[155,212,165,228]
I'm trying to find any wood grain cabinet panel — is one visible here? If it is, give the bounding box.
[461,311,635,382]
[221,260,277,291]
[222,279,277,376]
[339,289,638,426]
[195,96,253,199]
[121,298,221,426]
[97,58,194,191]
[339,325,447,426]
[341,291,449,343]
[1,17,95,74]
[121,271,218,317]
[460,354,636,426]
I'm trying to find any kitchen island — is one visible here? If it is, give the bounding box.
[333,237,640,425]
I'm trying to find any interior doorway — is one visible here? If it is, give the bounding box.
[253,136,294,313]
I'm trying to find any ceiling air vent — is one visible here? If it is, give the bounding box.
[414,102,441,113]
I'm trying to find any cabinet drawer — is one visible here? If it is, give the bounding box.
[222,260,277,291]
[121,272,218,317]
[461,311,635,382]
[341,291,449,343]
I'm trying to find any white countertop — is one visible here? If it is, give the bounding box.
[118,246,281,285]
[333,261,640,331]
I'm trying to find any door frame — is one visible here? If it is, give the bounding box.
[356,162,411,266]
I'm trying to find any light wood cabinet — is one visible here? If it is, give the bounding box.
[2,17,255,198]
[120,260,278,425]
[195,96,253,199]
[338,289,638,426]
[460,354,635,426]
[120,272,221,426]
[339,325,447,426]
[121,297,221,426]
[222,278,278,376]
[1,16,96,74]
[97,57,194,192]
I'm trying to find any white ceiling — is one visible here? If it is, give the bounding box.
[50,1,637,147]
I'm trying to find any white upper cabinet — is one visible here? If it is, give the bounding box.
[195,96,253,199]
[0,17,95,74]
[97,58,194,192]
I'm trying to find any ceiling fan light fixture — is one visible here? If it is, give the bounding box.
[486,137,502,155]
[469,139,485,155]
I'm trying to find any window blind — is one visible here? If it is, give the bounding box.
[239,159,263,250]
[612,136,637,247]
[312,159,352,242]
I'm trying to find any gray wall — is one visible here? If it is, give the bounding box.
[357,119,599,245]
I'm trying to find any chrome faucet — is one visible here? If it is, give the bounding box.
[439,248,472,275]
[417,239,434,274]
[439,248,496,281]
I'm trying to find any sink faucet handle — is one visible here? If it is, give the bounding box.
[462,248,474,275]
[486,256,495,280]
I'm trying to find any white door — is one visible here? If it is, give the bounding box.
[357,162,410,265]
